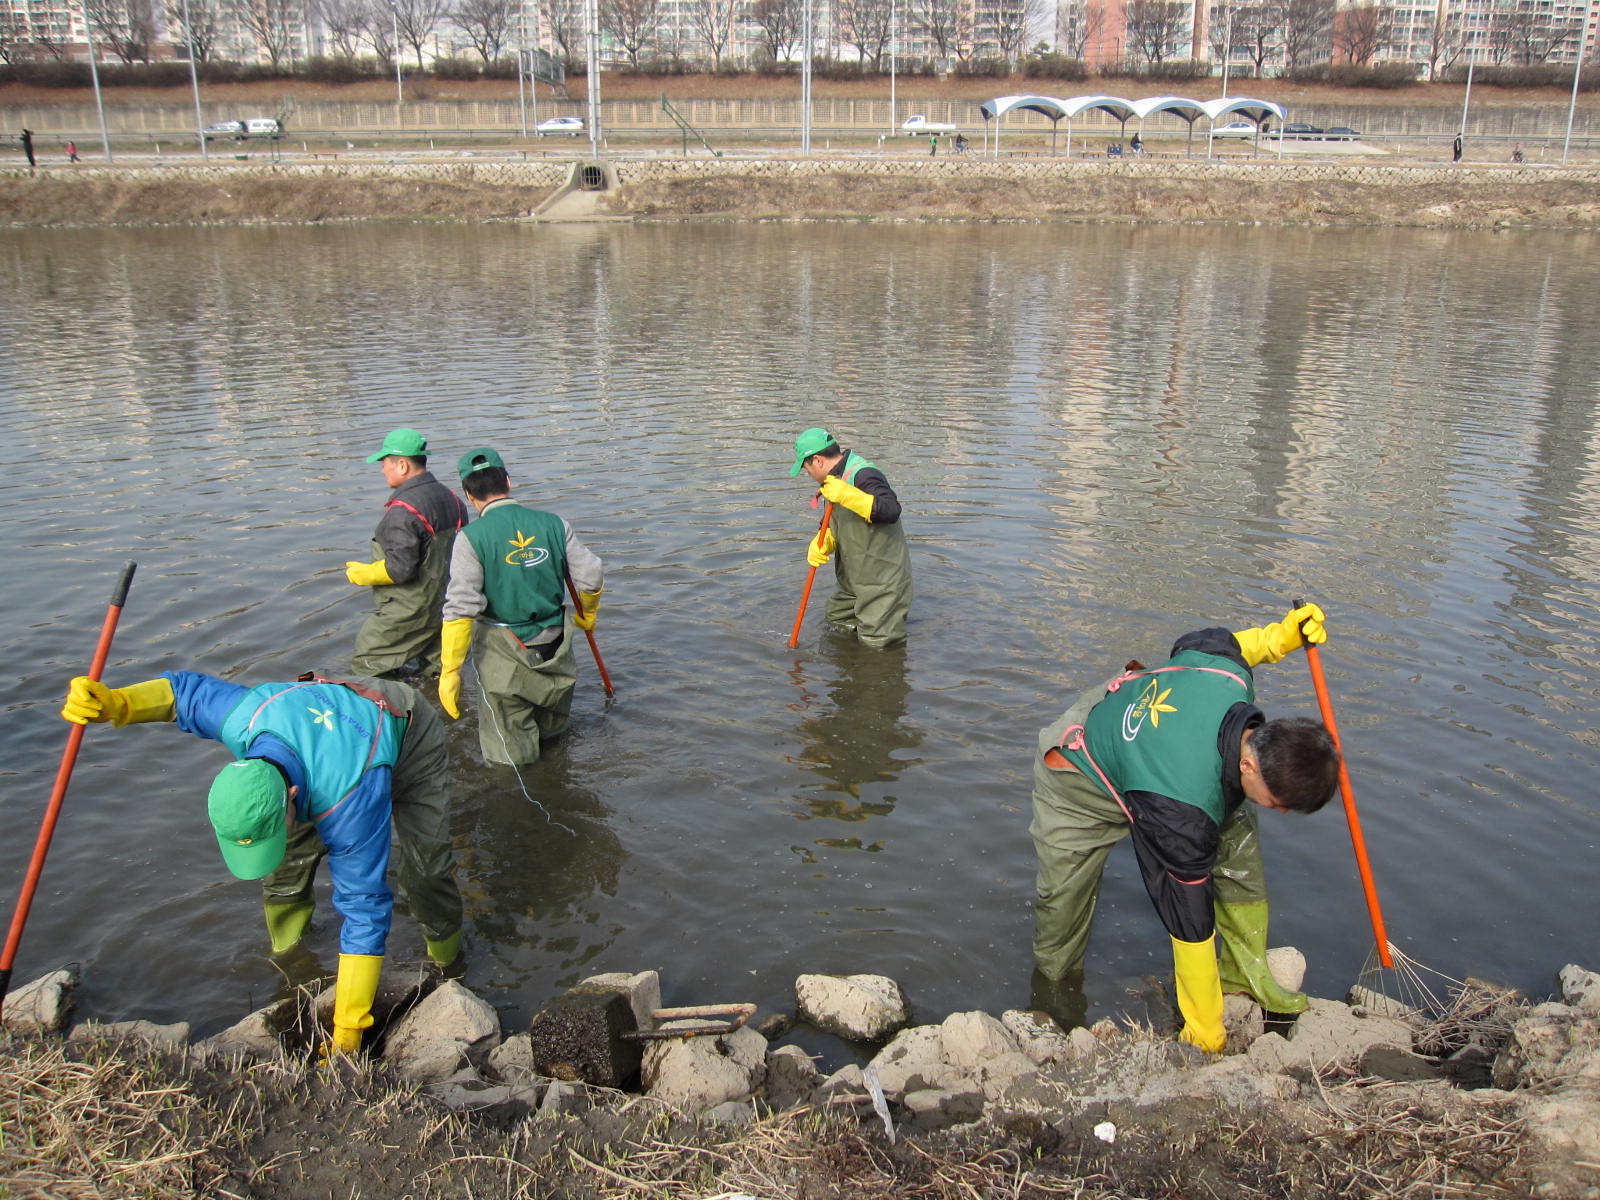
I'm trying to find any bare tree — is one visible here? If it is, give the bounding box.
[237,0,300,66]
[451,0,512,60]
[360,0,398,59]
[1125,0,1189,63]
[1509,8,1578,64]
[1055,0,1102,60]
[1333,3,1389,65]
[912,0,973,60]
[312,0,368,57]
[393,0,448,66]
[1424,4,1461,80]
[1231,2,1284,76]
[993,0,1047,61]
[85,0,156,60]
[687,0,739,67]
[167,0,225,60]
[602,0,660,65]
[1280,0,1331,69]
[545,0,586,69]
[836,0,892,67]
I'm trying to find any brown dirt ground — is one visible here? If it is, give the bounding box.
[3,71,1597,110]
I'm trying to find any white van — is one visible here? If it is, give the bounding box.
[244,117,282,139]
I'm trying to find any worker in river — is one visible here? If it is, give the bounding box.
[60,668,464,1056]
[1029,604,1339,1051]
[791,428,912,649]
[347,428,471,678]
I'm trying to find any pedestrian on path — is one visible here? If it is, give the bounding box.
[20,128,35,167]
[66,140,79,163]
[1453,133,1463,162]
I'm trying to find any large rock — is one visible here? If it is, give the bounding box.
[383,979,501,1084]
[795,973,909,1042]
[197,997,298,1061]
[1559,964,1600,1016]
[941,1011,1020,1071]
[1001,1009,1076,1067]
[869,1025,954,1097]
[1284,997,1413,1069]
[528,983,643,1088]
[642,1022,768,1113]
[1,967,77,1035]
[579,971,662,1033]
[763,1044,823,1111]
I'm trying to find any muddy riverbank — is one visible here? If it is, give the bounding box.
[3,157,1600,228]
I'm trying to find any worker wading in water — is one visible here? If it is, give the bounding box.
[438,447,604,766]
[1029,605,1340,1051]
[347,428,470,678]
[791,427,912,649]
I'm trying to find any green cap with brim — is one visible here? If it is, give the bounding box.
[790,427,837,476]
[365,428,428,463]
[208,759,288,880]
[458,447,506,482]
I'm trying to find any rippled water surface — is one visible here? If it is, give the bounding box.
[2,222,1598,1043]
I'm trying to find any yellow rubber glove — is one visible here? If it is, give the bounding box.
[572,588,602,633]
[1234,602,1328,667]
[818,474,875,522]
[327,953,383,1057]
[1171,935,1227,1053]
[807,528,838,567]
[438,617,474,719]
[61,677,176,726]
[345,558,393,587]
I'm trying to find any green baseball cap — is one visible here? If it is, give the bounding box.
[207,759,288,880]
[790,427,838,476]
[458,447,506,481]
[366,427,428,463]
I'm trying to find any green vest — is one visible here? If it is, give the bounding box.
[1061,650,1254,825]
[463,502,569,642]
[218,681,404,818]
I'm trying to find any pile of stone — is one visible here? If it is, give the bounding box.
[5,959,1598,1195]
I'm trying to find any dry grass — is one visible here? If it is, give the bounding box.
[0,1021,1538,1200]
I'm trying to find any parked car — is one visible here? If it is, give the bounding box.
[202,120,246,141]
[902,114,957,136]
[243,117,282,138]
[1268,122,1323,140]
[536,115,584,136]
[1323,126,1361,140]
[1211,120,1261,138]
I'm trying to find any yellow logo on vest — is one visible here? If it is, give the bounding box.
[1121,679,1177,741]
[309,707,335,729]
[504,529,551,569]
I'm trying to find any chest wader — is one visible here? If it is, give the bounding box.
[243,678,461,967]
[823,455,912,649]
[353,523,462,677]
[472,622,578,766]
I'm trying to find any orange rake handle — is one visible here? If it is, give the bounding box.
[1301,630,1394,970]
[565,573,614,698]
[0,561,137,1020]
[788,502,835,649]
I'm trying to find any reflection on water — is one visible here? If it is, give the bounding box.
[2,222,1599,1044]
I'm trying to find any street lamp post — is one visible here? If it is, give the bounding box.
[1563,1,1593,164]
[889,0,896,141]
[800,0,813,152]
[81,0,111,160]
[181,0,207,160]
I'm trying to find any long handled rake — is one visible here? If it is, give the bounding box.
[0,562,136,1022]
[1299,602,1456,1020]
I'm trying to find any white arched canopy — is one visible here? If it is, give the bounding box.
[979,93,1288,158]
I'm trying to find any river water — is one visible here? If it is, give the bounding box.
[2,221,1598,1048]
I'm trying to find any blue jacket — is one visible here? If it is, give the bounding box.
[165,671,404,956]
